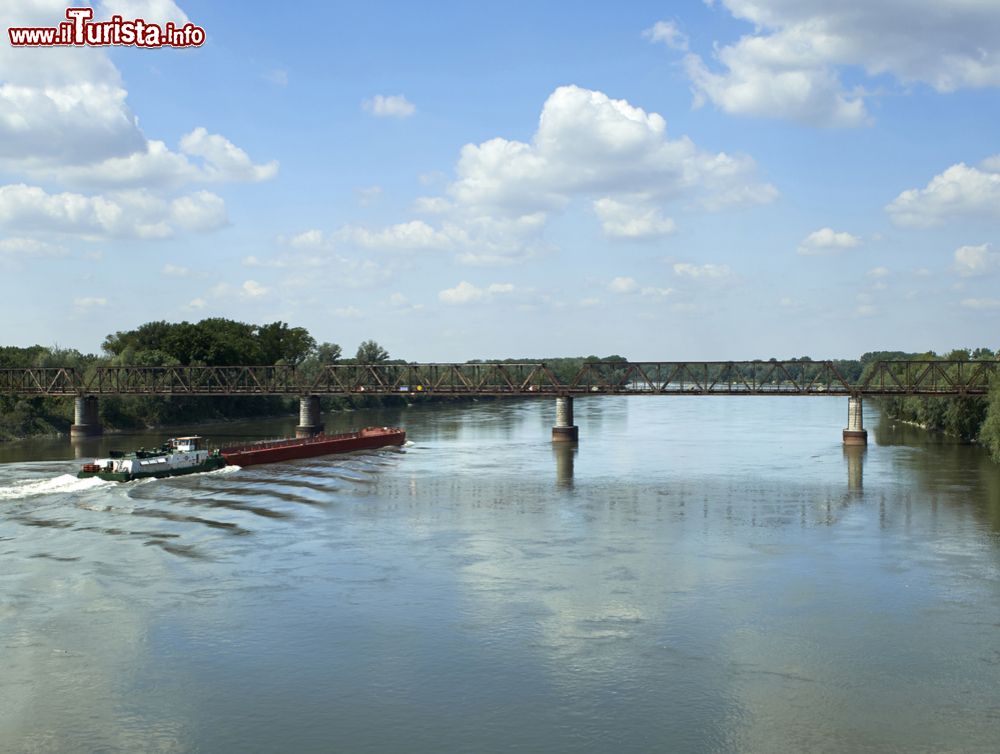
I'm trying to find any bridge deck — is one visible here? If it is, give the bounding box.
[0,361,995,397]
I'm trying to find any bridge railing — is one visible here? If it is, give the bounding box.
[857,360,998,396]
[0,367,81,394]
[86,365,300,394]
[0,360,995,396]
[306,363,566,395]
[567,361,859,394]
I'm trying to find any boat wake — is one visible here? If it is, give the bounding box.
[210,464,241,475]
[0,474,111,500]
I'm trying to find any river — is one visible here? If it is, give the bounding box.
[1,397,998,753]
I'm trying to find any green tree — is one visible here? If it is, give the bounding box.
[257,322,316,365]
[103,318,289,365]
[981,379,1000,462]
[355,340,389,363]
[315,342,342,364]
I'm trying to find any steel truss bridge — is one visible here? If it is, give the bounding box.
[0,360,996,398]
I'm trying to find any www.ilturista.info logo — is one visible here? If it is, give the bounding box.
[8,7,206,48]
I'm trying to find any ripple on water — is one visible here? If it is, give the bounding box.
[130,507,251,536]
[182,495,293,520]
[2,400,999,754]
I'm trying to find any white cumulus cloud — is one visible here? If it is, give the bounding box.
[338,220,453,251]
[413,196,453,214]
[887,162,1000,227]
[438,281,515,304]
[278,84,777,267]
[27,129,280,189]
[0,0,144,167]
[673,262,732,279]
[241,280,267,298]
[675,0,1000,127]
[170,191,228,232]
[363,94,416,118]
[643,20,688,51]
[0,183,228,239]
[285,229,329,249]
[1,1,275,188]
[608,276,638,294]
[334,85,774,266]
[449,85,774,214]
[953,244,998,277]
[206,279,269,301]
[796,227,861,255]
[593,197,677,239]
[178,128,279,183]
[0,237,66,258]
[641,286,674,298]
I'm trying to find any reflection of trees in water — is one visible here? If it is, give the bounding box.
[875,414,1000,533]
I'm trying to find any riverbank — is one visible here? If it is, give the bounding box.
[0,393,494,444]
[878,392,1000,463]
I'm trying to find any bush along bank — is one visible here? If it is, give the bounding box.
[862,349,1000,462]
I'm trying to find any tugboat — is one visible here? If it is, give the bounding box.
[77,436,226,482]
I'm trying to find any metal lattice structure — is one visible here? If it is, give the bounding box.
[0,360,996,397]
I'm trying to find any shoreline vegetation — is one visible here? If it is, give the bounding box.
[2,319,999,463]
[0,318,627,443]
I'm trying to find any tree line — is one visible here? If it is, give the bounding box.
[0,319,398,438]
[859,348,1000,459]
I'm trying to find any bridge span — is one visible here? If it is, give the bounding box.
[1,360,995,445]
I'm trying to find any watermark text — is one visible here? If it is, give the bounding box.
[8,7,205,48]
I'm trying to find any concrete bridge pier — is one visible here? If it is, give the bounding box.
[843,395,868,445]
[552,395,579,442]
[295,395,324,438]
[70,395,102,438]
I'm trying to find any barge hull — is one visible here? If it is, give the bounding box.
[220,427,405,467]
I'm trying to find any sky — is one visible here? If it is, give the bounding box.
[2,0,999,361]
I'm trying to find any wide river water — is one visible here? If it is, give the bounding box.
[1,397,998,753]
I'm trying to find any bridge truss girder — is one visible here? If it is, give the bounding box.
[0,360,994,397]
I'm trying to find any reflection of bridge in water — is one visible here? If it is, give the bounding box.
[1,360,995,445]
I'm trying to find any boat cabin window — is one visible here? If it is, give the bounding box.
[171,436,204,452]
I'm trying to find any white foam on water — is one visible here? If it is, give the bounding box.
[210,464,241,475]
[403,441,415,447]
[0,473,111,500]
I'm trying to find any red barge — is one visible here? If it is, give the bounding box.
[220,426,405,467]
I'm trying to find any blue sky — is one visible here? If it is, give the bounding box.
[2,0,999,360]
